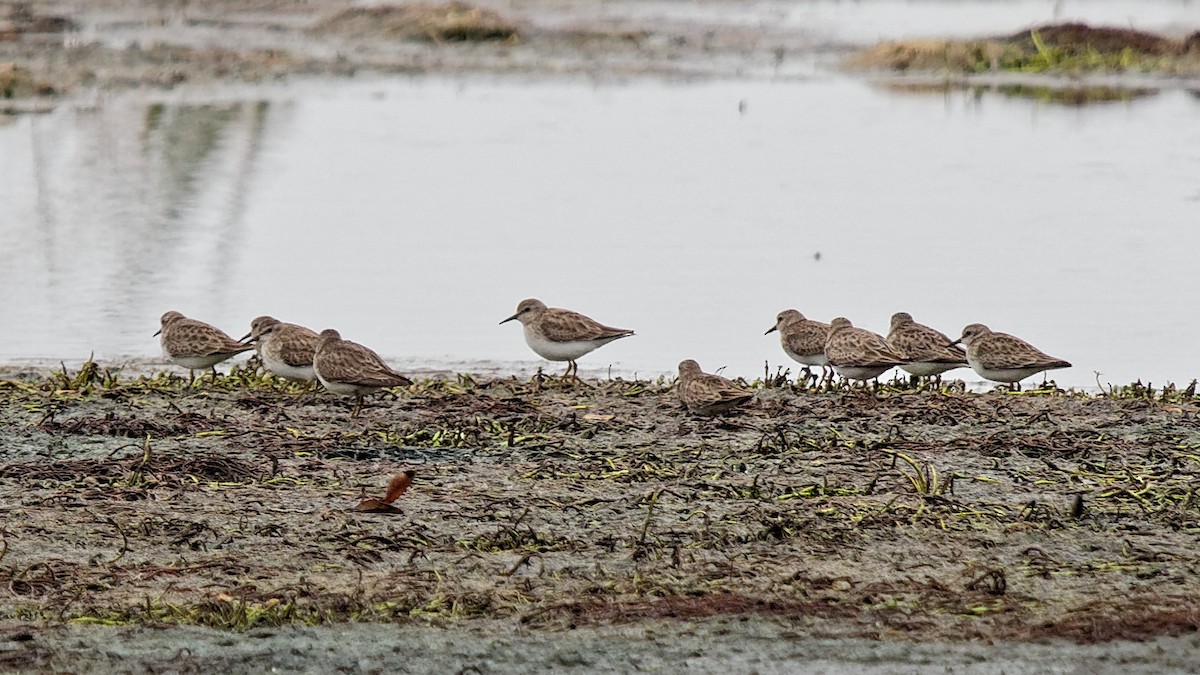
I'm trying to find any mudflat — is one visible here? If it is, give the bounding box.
[1,362,1199,670]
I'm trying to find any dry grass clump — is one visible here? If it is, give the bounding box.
[314,2,519,44]
[852,39,1020,73]
[852,22,1200,74]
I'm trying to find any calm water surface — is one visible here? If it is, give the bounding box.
[2,74,1199,387]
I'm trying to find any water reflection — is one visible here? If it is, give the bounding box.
[0,100,276,361]
[878,81,1162,106]
[1,78,1199,389]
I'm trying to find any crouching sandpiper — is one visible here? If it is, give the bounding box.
[677,360,755,415]
[313,329,412,418]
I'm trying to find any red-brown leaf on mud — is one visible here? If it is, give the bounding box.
[355,469,416,513]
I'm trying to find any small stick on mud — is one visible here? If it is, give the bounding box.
[965,568,1007,595]
[105,517,129,564]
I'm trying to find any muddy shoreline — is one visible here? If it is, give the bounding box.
[0,0,845,103]
[2,361,1200,670]
[5,0,1200,112]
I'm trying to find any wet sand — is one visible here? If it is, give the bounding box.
[6,619,1200,673]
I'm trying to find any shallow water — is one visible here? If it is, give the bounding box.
[2,0,1200,386]
[2,72,1199,387]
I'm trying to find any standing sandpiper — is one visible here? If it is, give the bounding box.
[886,312,968,384]
[952,324,1070,388]
[500,298,634,380]
[155,311,255,381]
[677,359,755,415]
[241,316,320,383]
[765,309,831,385]
[824,317,907,386]
[313,329,412,418]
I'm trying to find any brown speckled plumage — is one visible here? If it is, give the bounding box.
[677,359,754,415]
[825,317,907,382]
[244,315,320,381]
[955,323,1071,384]
[314,329,412,392]
[156,310,254,372]
[501,298,634,379]
[766,309,830,365]
[886,312,967,378]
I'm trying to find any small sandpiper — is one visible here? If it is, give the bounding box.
[241,316,320,383]
[313,329,413,418]
[886,312,968,384]
[155,311,255,381]
[824,317,907,386]
[952,323,1071,388]
[500,298,634,380]
[765,309,831,385]
[677,359,755,415]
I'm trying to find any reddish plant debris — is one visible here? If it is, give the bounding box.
[355,469,416,513]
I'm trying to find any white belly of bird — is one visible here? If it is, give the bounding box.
[967,357,1047,384]
[263,350,315,382]
[832,364,892,381]
[315,371,379,396]
[524,329,611,362]
[165,351,233,370]
[784,346,828,367]
[901,361,964,377]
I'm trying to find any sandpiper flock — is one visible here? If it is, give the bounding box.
[156,300,1071,417]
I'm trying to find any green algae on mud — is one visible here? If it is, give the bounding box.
[1,362,1200,645]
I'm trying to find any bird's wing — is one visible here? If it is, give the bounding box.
[688,373,752,408]
[828,330,907,367]
[175,320,255,357]
[977,334,1069,370]
[275,327,319,368]
[323,342,412,387]
[891,325,967,363]
[540,309,634,342]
